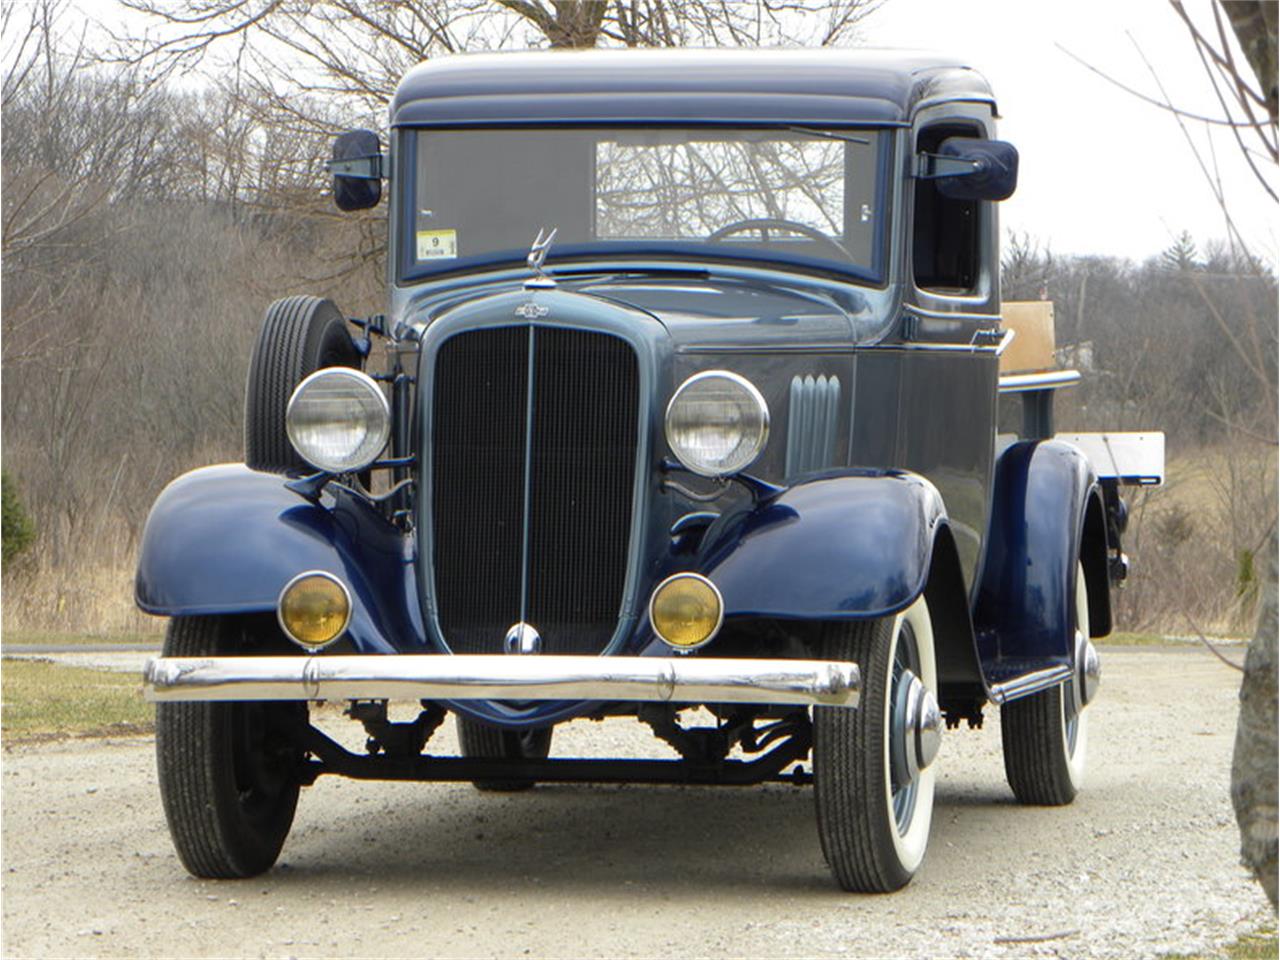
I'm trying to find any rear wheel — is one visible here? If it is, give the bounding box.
[1001,562,1094,805]
[156,617,306,879]
[244,295,360,472]
[456,716,553,792]
[813,597,940,892]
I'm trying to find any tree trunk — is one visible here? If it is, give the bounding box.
[548,1,608,48]
[1222,0,1278,125]
[1231,527,1279,908]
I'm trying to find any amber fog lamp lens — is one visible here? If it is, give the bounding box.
[650,574,724,650]
[278,573,351,648]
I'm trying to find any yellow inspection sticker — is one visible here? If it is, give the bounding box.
[417,229,458,260]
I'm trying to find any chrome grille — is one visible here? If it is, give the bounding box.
[429,326,639,655]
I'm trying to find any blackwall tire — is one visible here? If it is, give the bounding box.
[1001,562,1092,805]
[244,295,360,473]
[155,617,305,879]
[813,597,938,892]
[456,716,554,792]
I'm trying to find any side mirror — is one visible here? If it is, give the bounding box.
[328,129,383,211]
[917,138,1018,202]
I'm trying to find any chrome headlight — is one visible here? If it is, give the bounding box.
[286,367,390,473]
[665,371,769,477]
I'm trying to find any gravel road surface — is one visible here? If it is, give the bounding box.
[1,647,1270,958]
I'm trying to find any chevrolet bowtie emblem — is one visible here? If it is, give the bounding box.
[514,302,550,319]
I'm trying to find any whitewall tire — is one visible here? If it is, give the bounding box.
[813,597,939,892]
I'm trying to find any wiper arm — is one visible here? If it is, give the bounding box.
[553,264,711,279]
[784,126,871,145]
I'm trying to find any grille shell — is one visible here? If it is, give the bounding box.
[426,325,641,656]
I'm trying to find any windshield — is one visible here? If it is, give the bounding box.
[403,126,886,283]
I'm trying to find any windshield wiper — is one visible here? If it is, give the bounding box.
[784,126,870,145]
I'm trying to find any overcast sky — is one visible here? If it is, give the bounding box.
[59,0,1278,265]
[862,0,1277,264]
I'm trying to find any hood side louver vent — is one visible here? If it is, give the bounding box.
[785,374,841,479]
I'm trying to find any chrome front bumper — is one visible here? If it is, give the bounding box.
[143,655,860,708]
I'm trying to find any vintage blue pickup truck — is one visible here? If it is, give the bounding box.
[137,48,1163,892]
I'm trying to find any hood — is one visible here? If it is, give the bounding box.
[567,276,876,350]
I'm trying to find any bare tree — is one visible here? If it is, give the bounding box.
[2,0,179,371]
[1165,0,1278,911]
[1236,527,1279,908]
[1170,0,1276,203]
[92,0,884,297]
[107,0,885,90]
[1037,8,1278,899]
[1,2,376,630]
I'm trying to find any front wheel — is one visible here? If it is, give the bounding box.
[813,597,941,892]
[156,617,306,878]
[1001,562,1095,805]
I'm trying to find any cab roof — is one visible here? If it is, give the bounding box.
[391,48,995,128]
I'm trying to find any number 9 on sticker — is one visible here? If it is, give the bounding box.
[417,229,457,260]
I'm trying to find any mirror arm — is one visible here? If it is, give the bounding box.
[326,154,383,180]
[912,152,982,180]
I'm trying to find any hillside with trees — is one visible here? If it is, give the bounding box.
[1,0,1275,642]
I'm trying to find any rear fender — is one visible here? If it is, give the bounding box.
[134,465,423,654]
[923,523,988,707]
[974,440,1110,670]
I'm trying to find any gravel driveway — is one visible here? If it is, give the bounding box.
[1,647,1270,958]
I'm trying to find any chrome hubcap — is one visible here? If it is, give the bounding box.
[898,672,941,778]
[1071,629,1100,712]
[914,685,942,770]
[889,622,939,834]
[1066,628,1099,755]
[1079,635,1100,706]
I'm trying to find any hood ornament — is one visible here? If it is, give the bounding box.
[524,227,558,290]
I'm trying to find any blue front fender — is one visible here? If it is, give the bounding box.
[135,465,425,654]
[697,470,947,620]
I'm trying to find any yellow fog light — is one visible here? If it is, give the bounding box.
[277,571,351,649]
[649,573,724,650]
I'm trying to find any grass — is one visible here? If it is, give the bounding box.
[1100,630,1247,647]
[1225,928,1279,960]
[1,630,161,648]
[1164,926,1278,960]
[1,658,152,741]
[2,559,164,638]
[1101,630,1174,646]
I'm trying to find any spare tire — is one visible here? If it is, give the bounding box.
[456,715,554,792]
[244,296,361,473]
